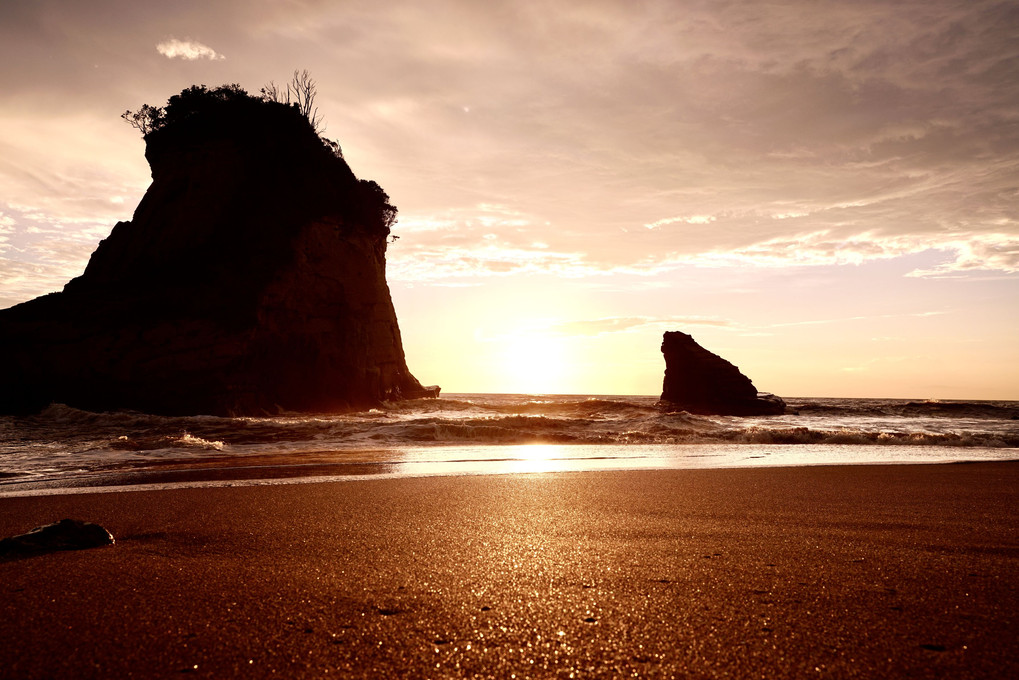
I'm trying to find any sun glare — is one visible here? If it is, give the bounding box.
[503,444,565,474]
[496,332,569,394]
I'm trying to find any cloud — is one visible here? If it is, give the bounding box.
[389,204,590,280]
[905,233,1019,277]
[2,0,1019,310]
[348,0,1019,281]
[389,242,588,281]
[0,236,94,308]
[669,229,1019,277]
[644,215,716,229]
[0,201,116,305]
[766,311,946,330]
[544,316,735,337]
[156,38,224,61]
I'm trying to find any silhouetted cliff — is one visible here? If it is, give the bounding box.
[659,331,785,415]
[0,84,434,415]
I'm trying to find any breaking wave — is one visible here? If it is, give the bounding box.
[1,394,1016,485]
[789,398,1019,420]
[5,396,1019,451]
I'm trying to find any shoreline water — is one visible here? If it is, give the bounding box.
[3,394,1017,496]
[2,442,1017,498]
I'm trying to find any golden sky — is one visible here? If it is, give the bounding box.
[1,0,1017,398]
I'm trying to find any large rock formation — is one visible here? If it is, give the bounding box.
[659,331,785,415]
[0,84,435,415]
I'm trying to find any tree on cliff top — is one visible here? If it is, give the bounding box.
[124,77,344,158]
[259,70,323,133]
[122,72,323,139]
[121,75,397,234]
[122,83,253,136]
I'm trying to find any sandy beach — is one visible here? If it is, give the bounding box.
[1,462,1016,678]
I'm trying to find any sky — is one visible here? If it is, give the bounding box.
[1,0,1017,399]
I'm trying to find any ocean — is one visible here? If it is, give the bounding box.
[1,394,1017,496]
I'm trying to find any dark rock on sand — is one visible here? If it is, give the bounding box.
[659,331,785,415]
[0,519,114,559]
[0,84,434,415]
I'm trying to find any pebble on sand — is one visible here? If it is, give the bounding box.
[0,518,114,559]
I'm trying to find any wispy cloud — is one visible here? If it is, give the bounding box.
[655,230,1019,276]
[156,38,224,61]
[644,215,716,229]
[905,233,1019,277]
[543,316,734,337]
[388,242,587,281]
[765,311,946,330]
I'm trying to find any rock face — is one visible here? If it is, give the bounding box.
[0,86,433,415]
[659,331,785,415]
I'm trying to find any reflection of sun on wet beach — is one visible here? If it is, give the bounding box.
[502,444,566,475]
[394,444,571,478]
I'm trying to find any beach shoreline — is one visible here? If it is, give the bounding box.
[2,462,1016,678]
[3,441,1016,499]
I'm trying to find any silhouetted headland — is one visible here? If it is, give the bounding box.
[658,331,785,415]
[0,81,436,415]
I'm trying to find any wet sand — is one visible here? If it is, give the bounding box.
[1,462,1016,678]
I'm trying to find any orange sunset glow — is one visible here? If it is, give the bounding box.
[1,0,1017,399]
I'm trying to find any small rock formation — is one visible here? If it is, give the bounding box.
[659,331,785,415]
[0,83,435,415]
[0,519,114,559]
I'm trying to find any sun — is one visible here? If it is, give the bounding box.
[495,331,570,394]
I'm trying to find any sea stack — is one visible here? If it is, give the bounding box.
[659,331,785,415]
[0,84,435,415]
